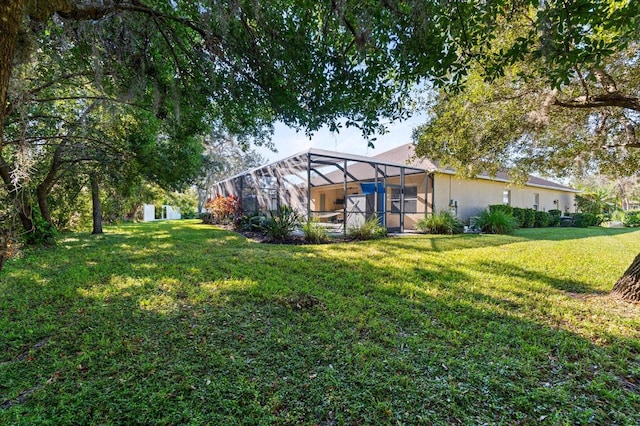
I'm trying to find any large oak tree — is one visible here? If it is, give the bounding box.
[412,2,640,301]
[2,1,640,299]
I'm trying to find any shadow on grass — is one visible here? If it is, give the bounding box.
[473,260,608,295]
[382,226,640,254]
[1,221,639,424]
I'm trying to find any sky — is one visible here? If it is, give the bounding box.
[255,113,427,164]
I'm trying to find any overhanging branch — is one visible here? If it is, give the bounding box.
[554,94,640,112]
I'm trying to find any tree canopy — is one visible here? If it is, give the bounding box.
[2,0,640,297]
[412,2,640,180]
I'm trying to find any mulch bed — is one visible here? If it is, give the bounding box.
[213,225,355,245]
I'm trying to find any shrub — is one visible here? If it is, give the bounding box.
[511,207,526,227]
[534,211,550,228]
[261,205,301,241]
[489,204,514,216]
[236,212,269,232]
[571,212,598,228]
[302,219,330,243]
[204,194,241,225]
[471,209,518,234]
[624,210,640,227]
[22,209,57,246]
[610,210,627,223]
[349,216,387,240]
[416,211,464,235]
[548,209,562,227]
[200,212,214,224]
[522,208,536,228]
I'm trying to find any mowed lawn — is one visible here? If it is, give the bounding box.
[1,221,640,425]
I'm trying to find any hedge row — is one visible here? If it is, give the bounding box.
[488,205,600,228]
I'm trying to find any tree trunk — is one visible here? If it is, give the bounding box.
[0,0,25,122]
[36,184,52,224]
[90,171,103,234]
[0,226,9,271]
[611,253,640,302]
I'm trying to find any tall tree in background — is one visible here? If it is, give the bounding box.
[2,1,640,297]
[412,2,640,301]
[1,0,431,250]
[196,128,267,213]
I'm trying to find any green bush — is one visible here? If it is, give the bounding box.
[522,208,536,228]
[22,208,57,246]
[236,212,269,231]
[471,209,518,234]
[571,212,598,228]
[200,212,214,224]
[261,205,301,241]
[302,219,330,243]
[349,216,387,240]
[489,204,514,216]
[416,211,464,235]
[511,207,526,227]
[534,211,550,228]
[548,209,562,227]
[610,210,627,223]
[624,210,640,227]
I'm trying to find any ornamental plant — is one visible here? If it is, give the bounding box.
[472,209,518,234]
[205,194,242,225]
[416,211,463,235]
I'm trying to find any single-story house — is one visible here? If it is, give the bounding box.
[213,143,578,233]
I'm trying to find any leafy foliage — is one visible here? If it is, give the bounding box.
[204,194,241,225]
[236,212,270,232]
[302,219,330,243]
[548,209,563,227]
[511,207,525,227]
[472,209,518,234]
[534,211,551,228]
[572,213,599,228]
[348,216,387,240]
[489,204,513,216]
[261,205,301,241]
[624,211,640,228]
[416,211,464,235]
[522,208,536,229]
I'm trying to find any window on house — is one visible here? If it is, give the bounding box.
[391,186,418,213]
[533,193,539,211]
[502,190,511,206]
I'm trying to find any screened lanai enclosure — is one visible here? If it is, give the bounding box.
[213,148,434,234]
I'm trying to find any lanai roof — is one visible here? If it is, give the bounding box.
[214,142,578,193]
[313,143,578,193]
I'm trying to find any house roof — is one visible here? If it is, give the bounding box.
[214,142,578,193]
[215,146,425,188]
[368,143,578,193]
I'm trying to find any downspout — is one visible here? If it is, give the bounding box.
[306,153,311,222]
[343,159,348,236]
[374,165,379,223]
[431,173,436,214]
[400,168,405,233]
[423,172,428,218]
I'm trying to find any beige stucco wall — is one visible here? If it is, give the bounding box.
[433,173,576,223]
[309,172,575,229]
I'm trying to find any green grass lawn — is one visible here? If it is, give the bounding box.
[1,220,640,425]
